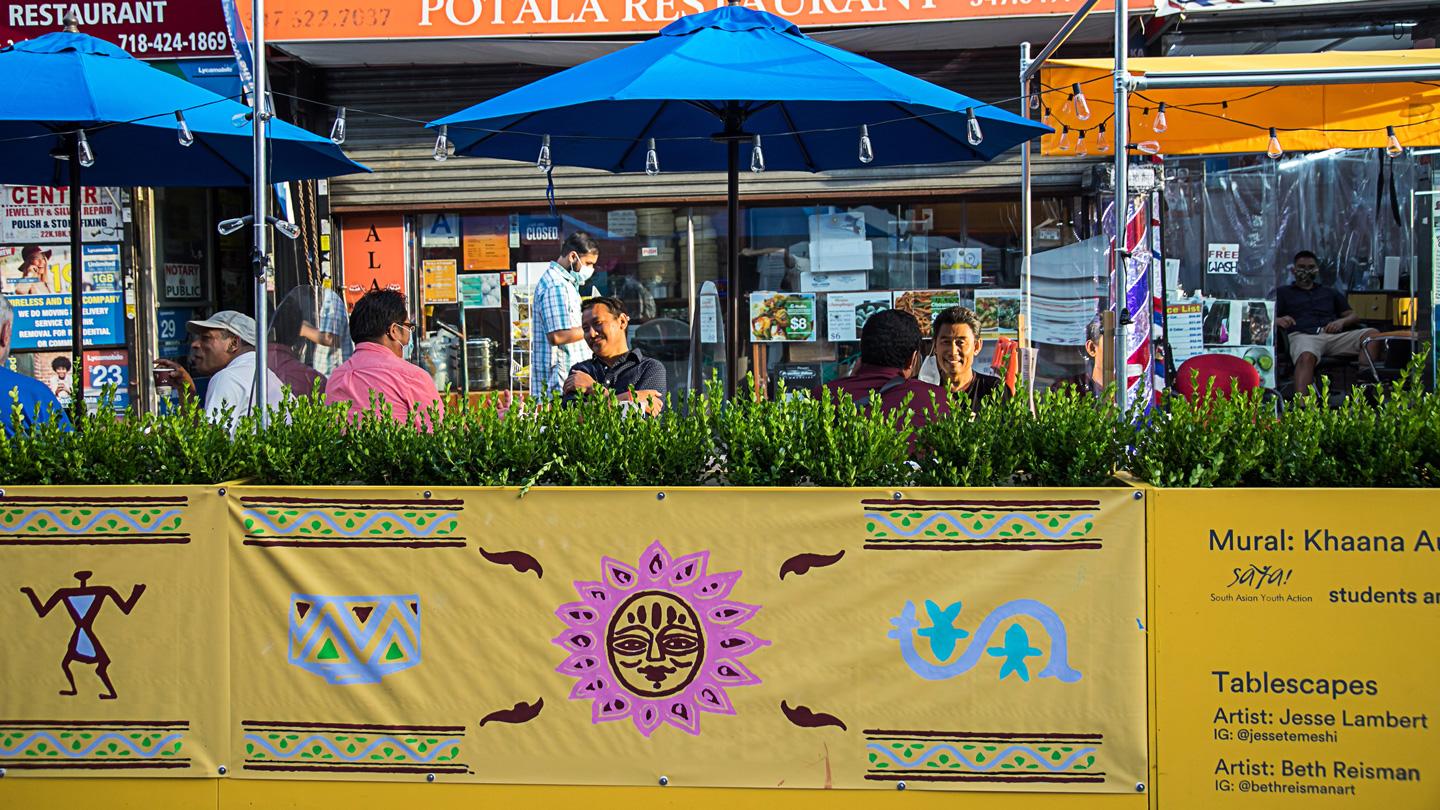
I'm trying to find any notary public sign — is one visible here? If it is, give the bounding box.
[1151,489,1439,808]
[1,2,233,59]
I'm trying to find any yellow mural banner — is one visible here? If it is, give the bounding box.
[1150,489,1440,808]
[0,486,229,777]
[227,487,1146,791]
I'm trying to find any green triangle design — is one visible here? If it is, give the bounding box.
[384,641,405,661]
[317,638,340,660]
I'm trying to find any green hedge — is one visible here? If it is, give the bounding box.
[2,365,1436,488]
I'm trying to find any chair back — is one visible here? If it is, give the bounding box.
[1175,353,1261,402]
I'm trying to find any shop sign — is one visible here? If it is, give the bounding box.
[518,216,562,245]
[83,348,132,408]
[339,215,406,310]
[461,215,510,270]
[242,0,1147,41]
[420,213,461,247]
[1,2,233,59]
[607,210,638,238]
[1,185,122,244]
[6,291,126,350]
[1206,243,1239,275]
[749,291,816,343]
[163,262,203,299]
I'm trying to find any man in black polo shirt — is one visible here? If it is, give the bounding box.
[1274,250,1379,393]
[563,296,667,414]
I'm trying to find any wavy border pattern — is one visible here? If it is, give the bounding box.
[0,498,190,546]
[862,729,1104,784]
[860,499,1102,551]
[0,720,190,770]
[240,721,468,774]
[240,497,464,549]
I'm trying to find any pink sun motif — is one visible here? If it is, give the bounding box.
[554,540,769,737]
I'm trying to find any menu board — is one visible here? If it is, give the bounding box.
[749,292,816,343]
[826,291,893,343]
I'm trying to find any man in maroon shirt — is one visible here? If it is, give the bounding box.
[821,308,949,430]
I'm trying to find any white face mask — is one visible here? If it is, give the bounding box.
[402,342,414,361]
[577,264,595,284]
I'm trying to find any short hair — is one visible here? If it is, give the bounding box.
[349,289,409,344]
[1293,250,1319,264]
[932,306,982,341]
[582,296,626,317]
[860,308,922,370]
[561,231,600,258]
[51,355,71,371]
[1085,317,1102,345]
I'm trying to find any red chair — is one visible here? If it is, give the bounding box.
[1175,353,1261,402]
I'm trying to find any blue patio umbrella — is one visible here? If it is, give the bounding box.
[0,29,367,367]
[431,2,1049,393]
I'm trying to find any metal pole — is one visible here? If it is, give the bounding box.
[725,105,741,400]
[69,141,84,416]
[686,206,700,394]
[252,0,270,424]
[1021,0,1102,84]
[1020,41,1035,409]
[1112,0,1130,412]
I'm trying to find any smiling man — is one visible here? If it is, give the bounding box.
[562,296,666,415]
[932,306,1011,414]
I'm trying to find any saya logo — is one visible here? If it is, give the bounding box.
[888,598,1082,683]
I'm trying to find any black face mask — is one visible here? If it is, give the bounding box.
[1294,267,1319,286]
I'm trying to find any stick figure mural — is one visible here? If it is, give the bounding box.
[19,571,146,699]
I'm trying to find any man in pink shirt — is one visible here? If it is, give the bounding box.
[324,290,442,426]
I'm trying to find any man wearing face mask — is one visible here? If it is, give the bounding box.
[324,289,442,426]
[532,231,598,399]
[1274,250,1379,393]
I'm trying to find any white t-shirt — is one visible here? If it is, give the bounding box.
[204,351,284,431]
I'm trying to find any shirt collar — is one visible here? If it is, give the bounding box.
[549,260,581,289]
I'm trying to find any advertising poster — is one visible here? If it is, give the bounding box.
[420,213,460,248]
[1,185,122,244]
[1207,345,1277,388]
[6,291,126,350]
[83,348,132,408]
[826,291,893,343]
[17,350,77,405]
[1152,489,1440,809]
[974,288,1022,339]
[422,259,459,305]
[1207,243,1240,275]
[461,216,510,270]
[750,292,817,343]
[459,273,502,309]
[340,215,405,310]
[940,247,983,286]
[894,289,967,337]
[156,306,193,359]
[0,244,121,294]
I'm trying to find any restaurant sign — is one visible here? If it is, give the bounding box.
[240,0,1147,41]
[1,1,233,59]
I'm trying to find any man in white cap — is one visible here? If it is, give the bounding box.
[154,310,283,429]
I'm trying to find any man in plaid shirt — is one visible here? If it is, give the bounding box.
[531,232,598,398]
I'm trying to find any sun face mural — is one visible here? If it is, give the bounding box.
[554,541,768,737]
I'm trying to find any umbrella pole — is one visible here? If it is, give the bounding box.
[69,142,84,417]
[252,0,271,426]
[725,125,741,400]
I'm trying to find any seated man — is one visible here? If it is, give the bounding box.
[931,305,1012,413]
[0,296,70,434]
[155,310,283,431]
[563,296,666,415]
[324,289,442,425]
[1274,250,1380,393]
[821,308,948,430]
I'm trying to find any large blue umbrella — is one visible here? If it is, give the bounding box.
[0,28,367,380]
[432,2,1049,393]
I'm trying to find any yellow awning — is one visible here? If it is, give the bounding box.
[1039,50,1440,156]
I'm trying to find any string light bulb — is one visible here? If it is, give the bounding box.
[966,108,984,147]
[1075,130,1088,157]
[175,110,194,147]
[433,125,450,162]
[1029,80,1041,110]
[858,124,874,164]
[1056,126,1072,152]
[1042,106,1053,127]
[1385,126,1403,158]
[1152,102,1168,134]
[1096,123,1111,153]
[645,138,660,176]
[750,134,765,173]
[330,106,347,145]
[1135,141,1161,155]
[1266,127,1283,160]
[76,130,95,167]
[536,134,552,171]
[1071,83,1091,121]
